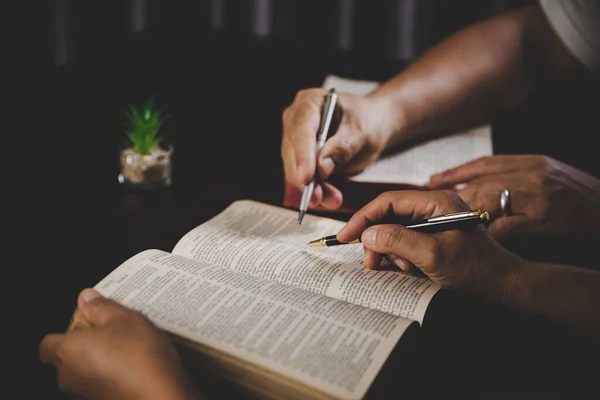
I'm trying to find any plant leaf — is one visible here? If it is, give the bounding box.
[123,97,169,155]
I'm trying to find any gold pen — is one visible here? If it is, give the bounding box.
[308,210,490,247]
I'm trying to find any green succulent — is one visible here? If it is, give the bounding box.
[124,97,169,155]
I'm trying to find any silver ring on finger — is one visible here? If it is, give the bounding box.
[499,189,512,216]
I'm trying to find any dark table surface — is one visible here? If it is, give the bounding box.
[15,32,600,399]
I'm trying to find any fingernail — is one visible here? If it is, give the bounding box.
[389,254,408,271]
[80,288,102,303]
[361,227,378,246]
[320,157,335,177]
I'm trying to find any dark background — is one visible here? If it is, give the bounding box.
[12,1,600,398]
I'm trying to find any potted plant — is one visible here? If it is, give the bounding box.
[117,97,173,189]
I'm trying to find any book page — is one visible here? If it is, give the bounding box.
[348,124,493,185]
[322,74,493,186]
[96,249,414,400]
[173,200,439,324]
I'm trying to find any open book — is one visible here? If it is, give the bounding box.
[69,200,440,400]
[284,75,493,213]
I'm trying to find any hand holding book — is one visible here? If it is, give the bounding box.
[40,289,203,400]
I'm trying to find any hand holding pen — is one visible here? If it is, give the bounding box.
[316,190,513,280]
[309,209,489,246]
[298,88,338,224]
[282,87,390,213]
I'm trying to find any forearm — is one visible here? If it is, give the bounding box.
[494,260,600,336]
[368,3,581,148]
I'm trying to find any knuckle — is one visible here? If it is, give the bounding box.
[287,89,325,129]
[480,155,494,166]
[296,87,324,99]
[442,167,457,178]
[473,156,491,170]
[294,88,311,101]
[292,107,312,128]
[526,170,547,189]
[377,191,394,207]
[458,188,477,208]
[295,88,322,101]
[439,188,458,201]
[283,90,318,126]
[439,189,469,210]
[364,137,381,156]
[331,139,355,164]
[378,226,404,250]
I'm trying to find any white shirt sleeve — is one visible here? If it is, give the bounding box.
[538,0,600,72]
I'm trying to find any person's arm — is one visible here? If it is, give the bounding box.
[368,2,584,149]
[337,190,600,337]
[497,260,600,336]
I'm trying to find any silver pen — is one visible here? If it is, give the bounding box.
[298,88,338,224]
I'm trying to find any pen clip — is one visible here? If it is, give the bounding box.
[316,89,338,148]
[425,210,488,223]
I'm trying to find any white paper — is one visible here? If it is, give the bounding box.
[322,74,493,186]
[349,124,492,185]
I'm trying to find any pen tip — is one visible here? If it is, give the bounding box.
[298,211,305,225]
[329,87,336,94]
[308,238,323,247]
